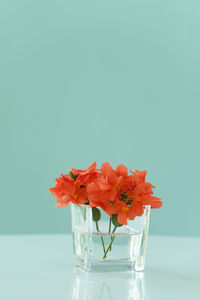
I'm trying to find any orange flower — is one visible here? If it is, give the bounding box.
[116,203,133,225]
[102,168,161,225]
[87,176,122,207]
[70,162,99,186]
[116,164,128,178]
[118,193,162,225]
[87,162,123,208]
[86,180,102,208]
[130,170,147,184]
[127,181,162,208]
[107,200,144,225]
[128,182,155,199]
[49,174,75,198]
[49,174,87,207]
[100,162,120,185]
[49,162,162,223]
[114,180,162,225]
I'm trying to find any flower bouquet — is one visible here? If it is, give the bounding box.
[49,162,162,272]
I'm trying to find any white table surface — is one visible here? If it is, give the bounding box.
[0,234,199,300]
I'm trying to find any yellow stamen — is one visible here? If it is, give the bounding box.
[122,206,130,213]
[112,184,117,191]
[73,194,78,199]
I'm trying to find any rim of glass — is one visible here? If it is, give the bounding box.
[71,203,150,209]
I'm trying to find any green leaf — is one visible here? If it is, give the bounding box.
[121,192,128,199]
[69,170,78,180]
[111,214,123,227]
[126,199,132,205]
[92,207,101,222]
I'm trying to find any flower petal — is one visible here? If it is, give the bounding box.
[116,164,128,177]
[117,211,128,225]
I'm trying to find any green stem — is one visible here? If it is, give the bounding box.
[108,217,112,251]
[109,227,117,252]
[103,227,117,259]
[109,217,112,233]
[95,221,106,255]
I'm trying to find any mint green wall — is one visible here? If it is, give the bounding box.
[0,0,199,236]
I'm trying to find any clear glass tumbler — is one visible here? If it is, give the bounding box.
[70,203,150,272]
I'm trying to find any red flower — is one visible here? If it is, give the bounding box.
[130,170,147,184]
[49,174,87,207]
[102,167,161,225]
[49,162,162,224]
[87,176,122,207]
[116,164,128,178]
[87,162,122,208]
[104,200,144,226]
[116,203,135,225]
[70,162,99,186]
[49,174,75,198]
[114,179,162,225]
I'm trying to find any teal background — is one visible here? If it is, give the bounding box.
[0,0,199,236]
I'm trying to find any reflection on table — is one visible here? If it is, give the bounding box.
[71,268,147,300]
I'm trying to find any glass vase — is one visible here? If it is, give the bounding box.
[70,203,150,272]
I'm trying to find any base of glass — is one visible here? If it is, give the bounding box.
[74,257,144,273]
